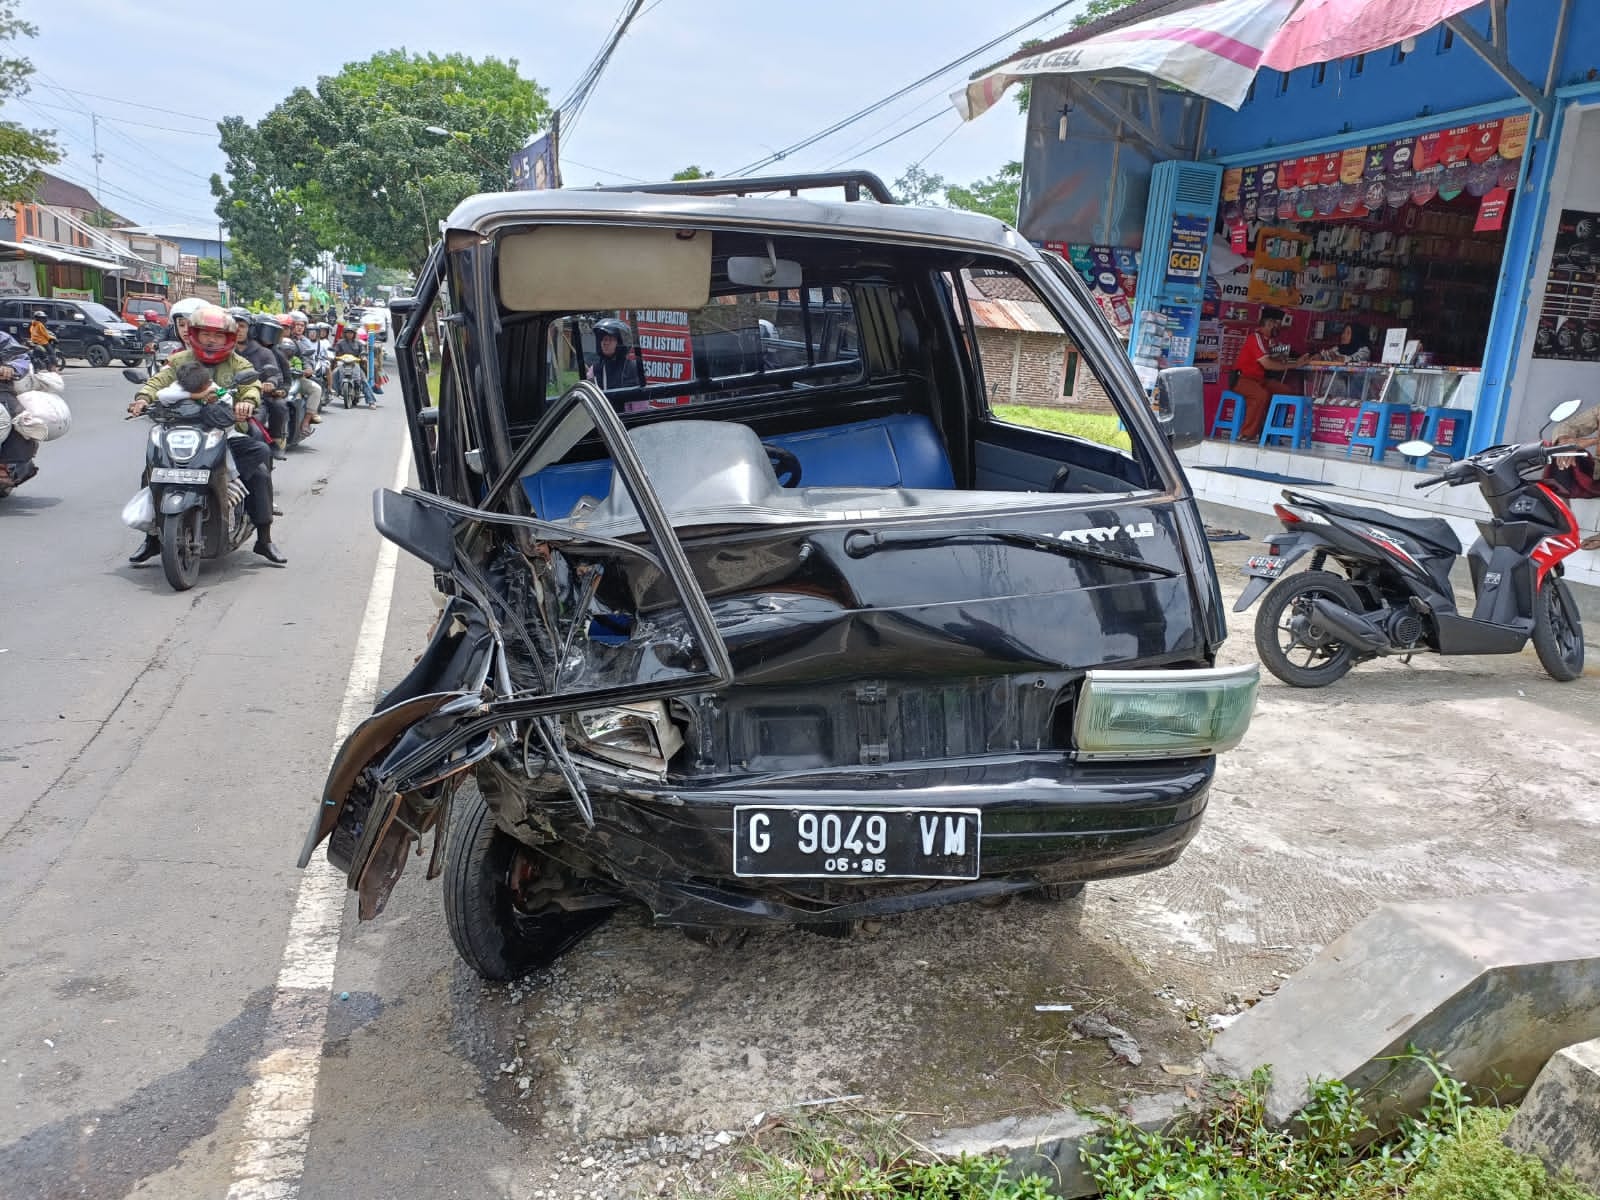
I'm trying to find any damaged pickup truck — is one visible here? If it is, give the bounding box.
[299,172,1259,981]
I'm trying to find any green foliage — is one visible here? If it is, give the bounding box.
[0,3,57,201]
[212,50,548,272]
[1409,1108,1596,1200]
[1080,1059,1598,1200]
[892,164,946,207]
[994,405,1130,450]
[945,161,1022,225]
[699,1121,1053,1200]
[673,165,713,180]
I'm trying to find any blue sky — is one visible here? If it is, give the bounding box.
[3,0,1090,231]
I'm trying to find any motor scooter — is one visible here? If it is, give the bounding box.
[1236,400,1591,687]
[332,354,366,409]
[123,366,261,591]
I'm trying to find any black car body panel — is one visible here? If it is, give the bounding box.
[302,174,1257,967]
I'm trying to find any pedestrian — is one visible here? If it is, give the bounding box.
[1234,307,1310,440]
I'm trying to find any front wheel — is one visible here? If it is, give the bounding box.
[159,509,201,591]
[1532,574,1585,681]
[85,344,111,368]
[1253,569,1365,688]
[442,782,612,981]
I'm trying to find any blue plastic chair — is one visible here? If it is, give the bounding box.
[1259,395,1312,449]
[1411,407,1474,468]
[1210,390,1246,441]
[1346,401,1413,463]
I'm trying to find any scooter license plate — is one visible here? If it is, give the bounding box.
[149,467,210,484]
[1244,555,1286,578]
[733,805,980,880]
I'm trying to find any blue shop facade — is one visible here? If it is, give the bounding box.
[1013,0,1600,567]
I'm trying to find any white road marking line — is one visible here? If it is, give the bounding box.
[227,433,413,1200]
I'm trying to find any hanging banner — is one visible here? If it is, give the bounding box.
[1499,113,1531,160]
[1339,146,1367,185]
[628,309,696,401]
[1475,187,1510,233]
[510,133,558,191]
[1468,120,1503,164]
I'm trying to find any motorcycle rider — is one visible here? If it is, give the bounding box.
[284,311,324,432]
[0,327,39,491]
[126,304,286,566]
[329,325,379,407]
[234,311,290,460]
[167,296,209,349]
[27,310,58,368]
[587,317,640,392]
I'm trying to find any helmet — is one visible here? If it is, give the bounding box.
[31,310,45,320]
[187,305,238,365]
[227,307,251,326]
[593,317,630,351]
[287,310,307,326]
[277,313,296,328]
[249,314,284,348]
[171,296,208,322]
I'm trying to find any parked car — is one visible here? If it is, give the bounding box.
[121,293,169,328]
[0,297,143,367]
[298,171,1258,981]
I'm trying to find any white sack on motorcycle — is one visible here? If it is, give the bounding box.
[11,390,71,442]
[122,487,156,532]
[30,371,65,395]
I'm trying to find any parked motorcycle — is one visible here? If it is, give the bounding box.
[1237,401,1591,687]
[333,353,365,409]
[122,367,260,591]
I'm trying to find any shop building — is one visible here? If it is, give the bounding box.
[967,0,1600,584]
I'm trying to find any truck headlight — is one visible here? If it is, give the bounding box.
[571,701,683,774]
[1073,665,1259,758]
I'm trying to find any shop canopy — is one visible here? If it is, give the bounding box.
[0,239,129,273]
[956,0,1497,118]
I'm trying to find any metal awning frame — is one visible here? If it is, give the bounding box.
[1441,0,1566,134]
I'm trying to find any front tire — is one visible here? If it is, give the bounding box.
[85,344,111,368]
[443,782,611,981]
[159,509,201,591]
[1532,574,1585,682]
[1254,569,1365,688]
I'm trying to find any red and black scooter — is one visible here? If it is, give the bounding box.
[1236,401,1591,687]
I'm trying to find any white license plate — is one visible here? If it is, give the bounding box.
[149,467,210,484]
[1244,555,1286,578]
[733,805,981,880]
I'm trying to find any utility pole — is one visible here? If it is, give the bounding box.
[90,113,104,209]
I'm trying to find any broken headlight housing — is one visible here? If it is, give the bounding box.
[570,702,684,774]
[1073,665,1259,758]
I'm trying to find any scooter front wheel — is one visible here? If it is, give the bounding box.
[160,509,202,591]
[1532,575,1585,682]
[1254,569,1364,688]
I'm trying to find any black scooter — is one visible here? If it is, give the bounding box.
[1236,401,1590,687]
[124,367,260,591]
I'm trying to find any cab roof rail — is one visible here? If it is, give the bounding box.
[595,171,896,205]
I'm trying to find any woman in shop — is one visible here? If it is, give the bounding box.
[1235,307,1311,440]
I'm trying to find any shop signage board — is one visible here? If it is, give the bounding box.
[1165,214,1209,285]
[0,260,36,297]
[627,309,695,407]
[1246,228,1310,307]
[53,287,93,301]
[1532,209,1600,361]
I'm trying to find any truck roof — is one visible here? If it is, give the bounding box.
[443,184,1039,262]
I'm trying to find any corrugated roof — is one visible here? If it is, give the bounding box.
[967,296,1064,334]
[26,172,125,222]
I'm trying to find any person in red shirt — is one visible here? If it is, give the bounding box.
[1235,307,1310,439]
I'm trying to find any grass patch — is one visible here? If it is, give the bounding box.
[992,405,1130,451]
[687,1059,1596,1200]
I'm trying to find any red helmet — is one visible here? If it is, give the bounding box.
[277,313,296,328]
[187,305,239,365]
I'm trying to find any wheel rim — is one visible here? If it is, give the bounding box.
[1275,586,1351,673]
[181,511,201,574]
[1548,583,1582,665]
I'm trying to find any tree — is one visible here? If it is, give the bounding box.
[211,117,322,308]
[229,51,549,268]
[0,4,56,200]
[945,161,1022,225]
[672,165,712,181]
[892,164,946,207]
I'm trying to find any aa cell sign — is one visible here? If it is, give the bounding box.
[510,134,558,191]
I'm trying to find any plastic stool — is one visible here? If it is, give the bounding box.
[1411,407,1474,467]
[1346,401,1413,463]
[1210,390,1246,441]
[1259,395,1312,449]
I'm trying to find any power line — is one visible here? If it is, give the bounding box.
[560,0,649,142]
[724,2,1077,178]
[33,77,215,126]
[561,157,647,183]
[23,100,217,137]
[823,110,950,170]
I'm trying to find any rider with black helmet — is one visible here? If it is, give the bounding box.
[238,312,291,460]
[588,317,640,392]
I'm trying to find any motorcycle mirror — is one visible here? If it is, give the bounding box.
[121,368,145,385]
[1397,439,1435,458]
[233,369,260,386]
[1548,398,1582,424]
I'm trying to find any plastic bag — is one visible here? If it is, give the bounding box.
[11,390,71,442]
[0,403,10,443]
[122,486,156,533]
[29,370,65,395]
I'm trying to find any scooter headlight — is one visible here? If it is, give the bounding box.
[164,428,202,462]
[571,702,683,774]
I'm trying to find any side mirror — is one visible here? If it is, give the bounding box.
[417,407,440,428]
[1548,399,1582,424]
[121,368,145,385]
[233,368,260,386]
[70,313,84,321]
[373,488,456,571]
[727,255,802,290]
[1152,367,1205,450]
